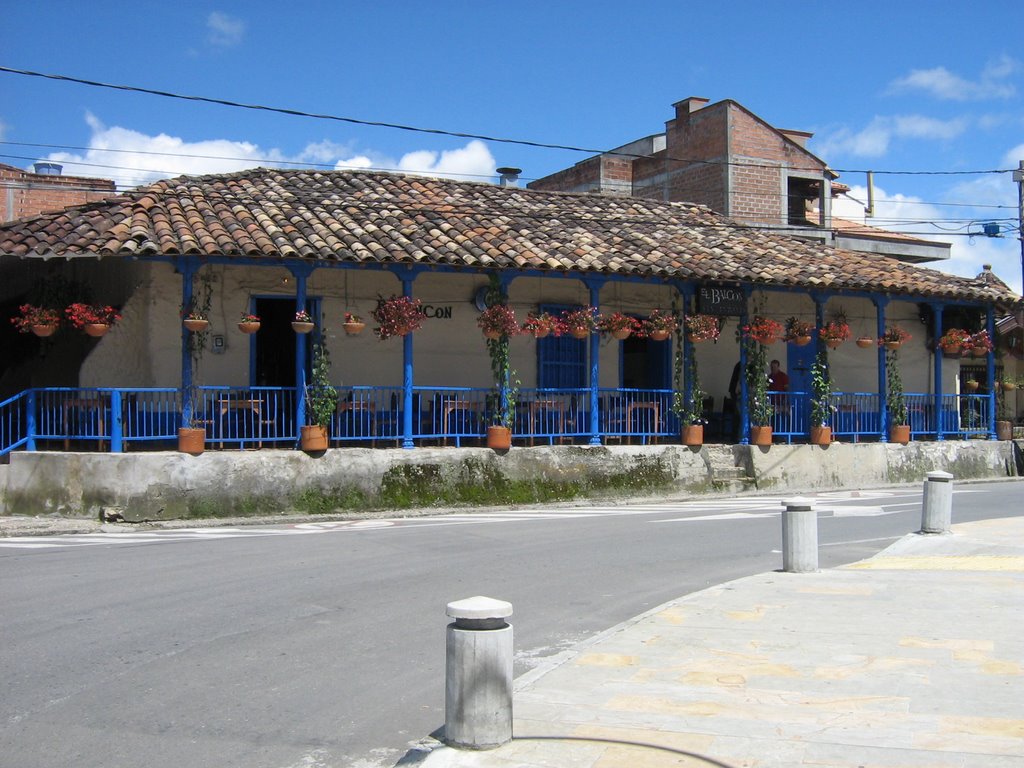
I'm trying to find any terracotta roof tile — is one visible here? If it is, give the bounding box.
[0,168,1019,309]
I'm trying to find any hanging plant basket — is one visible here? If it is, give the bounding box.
[884,340,903,351]
[483,329,502,340]
[343,321,366,336]
[533,328,550,339]
[84,323,110,337]
[792,335,812,347]
[184,318,210,332]
[856,336,874,348]
[970,346,988,358]
[964,380,979,392]
[825,339,843,350]
[648,329,670,342]
[31,324,58,338]
[238,321,260,334]
[940,345,960,358]
[569,327,590,340]
[292,321,315,334]
[611,328,632,340]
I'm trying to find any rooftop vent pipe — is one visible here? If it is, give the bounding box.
[496,167,521,187]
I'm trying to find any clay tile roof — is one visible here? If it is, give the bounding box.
[0,168,1019,309]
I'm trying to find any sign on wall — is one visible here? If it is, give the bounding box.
[696,285,746,316]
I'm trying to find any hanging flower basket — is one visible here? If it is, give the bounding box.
[560,307,598,340]
[856,336,874,349]
[964,379,979,392]
[967,330,993,357]
[67,303,122,335]
[11,305,62,336]
[342,312,365,336]
[880,324,912,350]
[372,295,427,340]
[685,314,721,343]
[743,316,783,345]
[522,312,559,339]
[783,317,814,346]
[641,309,679,341]
[477,304,520,340]
[185,318,210,332]
[937,328,969,356]
[238,312,261,334]
[819,319,851,349]
[292,310,315,334]
[597,311,640,340]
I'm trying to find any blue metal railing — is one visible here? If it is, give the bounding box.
[0,385,1003,456]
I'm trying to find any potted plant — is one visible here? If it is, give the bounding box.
[937,328,970,357]
[301,338,338,452]
[995,377,1017,440]
[521,311,559,339]
[560,306,598,339]
[963,377,980,392]
[642,309,679,341]
[481,279,518,450]
[783,317,814,346]
[292,309,315,334]
[238,311,261,334]
[65,303,121,337]
[10,304,62,337]
[477,304,520,340]
[809,349,835,445]
[597,311,640,340]
[879,324,911,351]
[371,295,426,339]
[744,332,774,445]
[819,317,851,349]
[177,386,207,455]
[685,313,721,343]
[856,334,875,348]
[182,303,209,332]
[886,348,910,444]
[967,330,993,357]
[742,315,783,346]
[342,311,365,336]
[673,355,707,446]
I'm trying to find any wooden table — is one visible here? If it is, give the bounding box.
[439,399,474,445]
[626,401,660,444]
[527,399,564,445]
[219,397,266,449]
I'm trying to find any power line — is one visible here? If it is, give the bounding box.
[0,65,1017,178]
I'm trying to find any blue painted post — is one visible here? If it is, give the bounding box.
[402,276,416,449]
[986,307,997,439]
[26,389,37,451]
[294,271,310,435]
[110,389,122,453]
[739,297,750,445]
[587,282,602,445]
[874,297,888,441]
[180,259,197,425]
[933,305,944,440]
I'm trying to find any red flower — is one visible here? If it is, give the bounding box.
[65,303,121,329]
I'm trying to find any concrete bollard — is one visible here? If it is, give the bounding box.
[444,596,513,750]
[921,471,954,534]
[781,497,818,573]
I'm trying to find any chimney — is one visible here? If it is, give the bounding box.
[672,97,710,121]
[496,167,521,187]
[779,129,813,149]
[33,161,63,176]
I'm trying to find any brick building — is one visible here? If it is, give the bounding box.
[0,162,116,222]
[529,97,949,264]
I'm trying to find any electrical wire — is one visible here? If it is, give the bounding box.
[1,65,1018,178]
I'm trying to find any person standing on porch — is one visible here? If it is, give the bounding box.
[768,360,789,393]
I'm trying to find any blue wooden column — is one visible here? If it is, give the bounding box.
[401,271,419,449]
[290,263,315,438]
[932,304,945,440]
[585,278,604,445]
[873,297,888,441]
[179,257,198,425]
[679,284,694,426]
[738,288,750,445]
[986,306,997,439]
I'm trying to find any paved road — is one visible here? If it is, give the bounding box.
[1,482,1021,767]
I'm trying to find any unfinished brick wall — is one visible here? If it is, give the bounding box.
[0,165,116,222]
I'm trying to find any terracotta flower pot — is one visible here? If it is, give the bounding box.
[84,323,110,337]
[610,328,631,340]
[342,321,365,336]
[31,324,58,337]
[940,344,960,358]
[184,318,209,332]
[682,424,703,447]
[884,341,902,351]
[1000,381,1017,392]
[792,335,812,347]
[292,321,315,334]
[648,329,670,342]
[964,380,979,392]
[856,337,874,349]
[750,425,772,446]
[889,425,910,445]
[486,425,512,451]
[996,421,1013,441]
[825,339,842,350]
[570,328,590,339]
[533,328,550,339]
[483,329,502,340]
[810,425,831,446]
[970,346,988,358]
[300,424,329,452]
[177,427,205,455]
[238,321,260,334]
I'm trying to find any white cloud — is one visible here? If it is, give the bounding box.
[207,11,245,48]
[832,183,1021,283]
[887,56,1019,101]
[41,114,498,188]
[815,115,969,158]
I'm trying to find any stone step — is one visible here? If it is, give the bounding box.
[711,466,746,481]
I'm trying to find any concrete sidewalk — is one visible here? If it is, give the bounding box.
[408,516,1024,767]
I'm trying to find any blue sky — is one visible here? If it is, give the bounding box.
[2,1,1023,287]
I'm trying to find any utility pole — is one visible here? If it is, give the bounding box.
[1015,160,1024,296]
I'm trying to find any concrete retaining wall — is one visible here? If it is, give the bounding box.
[1,441,1020,521]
